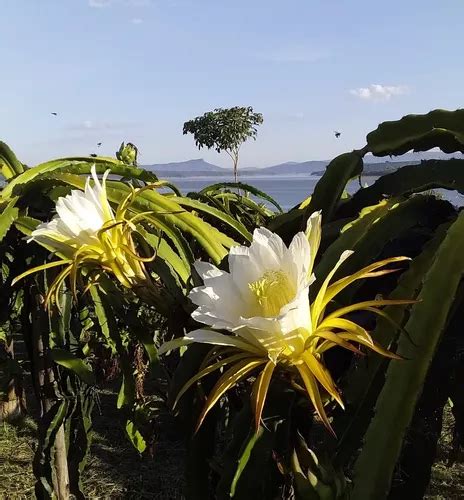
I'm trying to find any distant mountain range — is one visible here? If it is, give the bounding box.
[143,152,464,178]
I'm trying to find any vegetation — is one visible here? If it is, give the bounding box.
[0,107,464,499]
[183,106,263,182]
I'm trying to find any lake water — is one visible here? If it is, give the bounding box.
[166,174,334,211]
[1,172,460,212]
[167,174,463,211]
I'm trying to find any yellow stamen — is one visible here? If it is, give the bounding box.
[249,270,296,317]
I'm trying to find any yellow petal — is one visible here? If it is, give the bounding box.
[311,250,353,330]
[173,352,251,410]
[295,362,335,436]
[322,256,410,313]
[301,351,344,409]
[318,317,374,344]
[311,330,364,355]
[11,259,73,286]
[324,299,416,321]
[250,360,276,431]
[196,358,266,432]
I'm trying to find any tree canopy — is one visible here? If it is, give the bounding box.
[183,106,263,182]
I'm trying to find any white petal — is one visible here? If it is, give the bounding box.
[249,227,286,270]
[189,272,250,330]
[278,287,311,335]
[87,166,114,221]
[228,247,262,300]
[193,260,224,280]
[288,231,311,287]
[253,227,286,259]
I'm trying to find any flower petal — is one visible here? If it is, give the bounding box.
[185,329,264,355]
[193,260,225,280]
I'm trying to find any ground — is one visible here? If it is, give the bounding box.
[0,398,463,499]
[425,405,464,500]
[0,388,185,500]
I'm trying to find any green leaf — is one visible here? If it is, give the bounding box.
[334,222,450,465]
[230,428,264,497]
[313,195,454,299]
[0,199,19,242]
[308,152,363,222]
[175,196,252,242]
[266,207,307,244]
[339,159,464,217]
[126,419,146,453]
[13,215,41,235]
[352,209,464,499]
[0,141,25,179]
[366,108,464,156]
[89,284,135,408]
[67,391,94,499]
[0,156,157,200]
[200,181,283,213]
[50,348,95,385]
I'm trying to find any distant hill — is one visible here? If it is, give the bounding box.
[144,158,226,173]
[142,152,464,178]
[252,160,329,175]
[313,161,421,177]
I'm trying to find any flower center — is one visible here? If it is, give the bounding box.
[249,270,296,317]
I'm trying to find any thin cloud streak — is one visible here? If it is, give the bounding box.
[66,120,140,132]
[88,0,112,7]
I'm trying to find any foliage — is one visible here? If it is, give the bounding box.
[183,106,263,182]
[2,107,464,499]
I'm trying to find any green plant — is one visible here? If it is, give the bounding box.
[3,107,464,500]
[0,142,257,498]
[169,108,464,499]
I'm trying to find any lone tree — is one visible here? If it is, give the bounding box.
[183,106,263,182]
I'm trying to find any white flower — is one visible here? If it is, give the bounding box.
[29,165,114,255]
[15,165,153,304]
[159,211,412,433]
[187,211,322,359]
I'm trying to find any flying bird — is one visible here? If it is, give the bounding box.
[51,112,58,116]
[334,131,341,138]
[90,153,97,158]
[97,142,102,147]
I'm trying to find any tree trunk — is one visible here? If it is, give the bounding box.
[29,290,70,500]
[54,424,70,500]
[233,148,239,184]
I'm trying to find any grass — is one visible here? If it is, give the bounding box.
[0,388,185,500]
[425,405,464,499]
[1,396,463,499]
[0,418,36,499]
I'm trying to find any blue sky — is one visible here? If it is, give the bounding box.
[1,0,463,168]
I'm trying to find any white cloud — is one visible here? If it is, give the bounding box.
[131,17,143,24]
[257,47,329,63]
[350,84,409,101]
[88,0,112,7]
